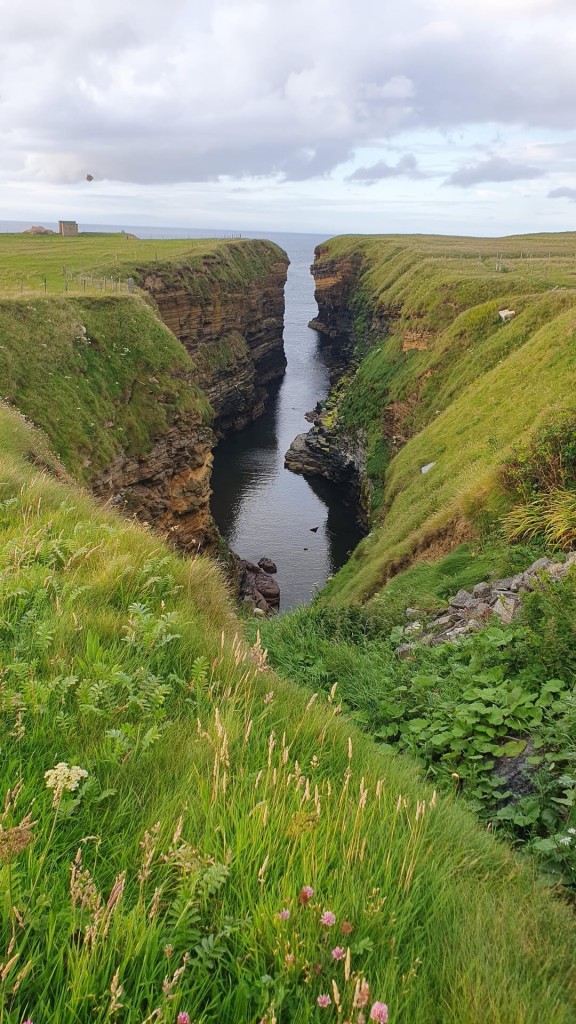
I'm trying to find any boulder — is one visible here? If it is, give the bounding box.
[254,573,280,607]
[493,594,521,624]
[258,558,278,574]
[450,589,477,610]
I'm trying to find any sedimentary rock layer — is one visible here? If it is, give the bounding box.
[92,416,216,553]
[137,240,289,436]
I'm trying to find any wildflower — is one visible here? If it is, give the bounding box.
[568,828,576,835]
[299,885,315,904]
[177,1014,191,1024]
[44,762,88,804]
[320,910,336,927]
[341,920,354,935]
[317,995,331,1008]
[278,908,290,920]
[331,947,345,960]
[369,1003,389,1022]
[559,836,572,846]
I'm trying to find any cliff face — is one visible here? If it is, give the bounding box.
[0,239,289,556]
[308,245,364,378]
[138,240,288,436]
[92,416,216,553]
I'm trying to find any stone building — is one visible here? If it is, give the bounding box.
[58,220,78,237]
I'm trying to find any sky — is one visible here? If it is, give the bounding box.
[1,0,576,236]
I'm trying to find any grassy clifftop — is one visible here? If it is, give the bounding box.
[0,232,285,295]
[312,233,576,604]
[1,402,576,1022]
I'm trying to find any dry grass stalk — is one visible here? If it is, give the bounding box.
[109,967,124,1014]
[162,951,189,1000]
[0,813,36,864]
[138,821,160,885]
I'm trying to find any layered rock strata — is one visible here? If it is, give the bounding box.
[137,241,289,436]
[92,417,216,553]
[95,241,288,553]
[307,247,363,378]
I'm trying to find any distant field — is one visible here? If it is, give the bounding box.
[0,231,245,295]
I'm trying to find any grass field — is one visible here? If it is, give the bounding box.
[0,232,263,295]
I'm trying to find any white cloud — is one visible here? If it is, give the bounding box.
[1,0,576,231]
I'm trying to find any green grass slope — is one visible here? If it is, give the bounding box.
[314,233,576,604]
[2,404,576,1022]
[0,294,211,482]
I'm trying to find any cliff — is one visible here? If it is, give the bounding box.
[0,238,288,553]
[288,232,576,603]
[133,239,288,435]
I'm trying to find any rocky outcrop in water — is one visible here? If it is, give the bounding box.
[240,558,280,614]
[284,427,367,523]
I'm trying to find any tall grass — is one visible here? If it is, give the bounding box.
[2,406,576,1022]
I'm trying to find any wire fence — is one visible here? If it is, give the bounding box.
[0,272,137,298]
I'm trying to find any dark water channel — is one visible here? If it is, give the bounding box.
[210,232,364,610]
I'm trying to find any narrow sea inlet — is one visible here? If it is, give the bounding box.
[210,232,364,610]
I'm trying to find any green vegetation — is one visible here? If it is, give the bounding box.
[0,232,283,296]
[256,547,576,885]
[4,229,576,1020]
[0,234,286,483]
[3,407,576,1021]
[257,231,576,909]
[0,295,210,481]
[311,233,576,604]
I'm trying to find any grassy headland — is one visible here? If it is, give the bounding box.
[0,232,275,295]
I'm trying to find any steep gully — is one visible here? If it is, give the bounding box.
[92,235,366,610]
[210,235,366,610]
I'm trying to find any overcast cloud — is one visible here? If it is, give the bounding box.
[1,0,576,232]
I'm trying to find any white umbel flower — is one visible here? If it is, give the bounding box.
[44,762,88,804]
